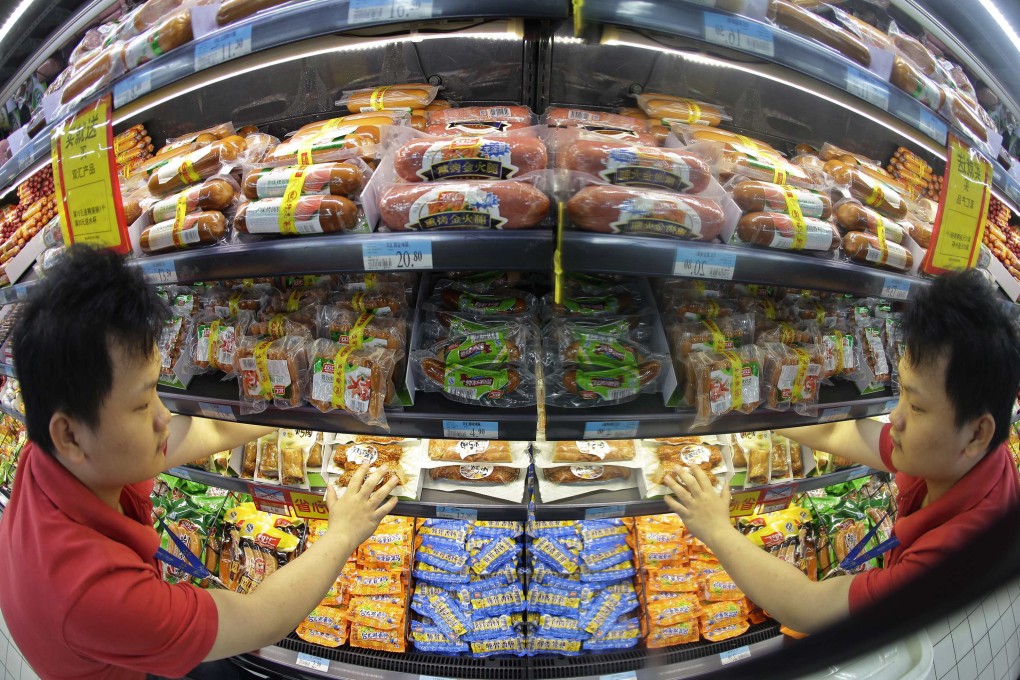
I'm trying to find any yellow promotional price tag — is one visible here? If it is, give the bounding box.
[288,491,330,519]
[923,134,992,274]
[50,95,130,253]
[729,490,762,517]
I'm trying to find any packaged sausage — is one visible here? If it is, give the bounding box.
[338,84,441,112]
[268,111,410,165]
[317,306,407,351]
[234,336,309,413]
[261,288,329,315]
[720,148,822,190]
[429,283,538,318]
[59,43,126,106]
[542,107,658,146]
[735,212,841,252]
[427,440,514,463]
[329,287,410,317]
[157,313,194,388]
[423,323,534,370]
[234,194,361,235]
[428,465,521,485]
[557,139,712,194]
[248,311,317,340]
[669,314,756,359]
[145,177,240,223]
[754,319,821,347]
[139,210,229,255]
[411,354,537,408]
[834,200,905,244]
[192,312,251,376]
[885,314,904,395]
[826,163,909,220]
[120,9,193,70]
[543,320,653,370]
[377,180,550,231]
[731,180,833,219]
[308,339,396,429]
[147,137,247,197]
[634,93,730,127]
[566,185,725,240]
[542,465,632,484]
[276,429,318,488]
[767,0,870,66]
[671,125,779,155]
[841,231,914,272]
[425,106,535,136]
[547,359,664,408]
[551,440,636,463]
[671,297,739,322]
[762,342,824,414]
[242,162,367,200]
[392,135,547,182]
[204,287,270,318]
[687,345,766,425]
[856,319,891,386]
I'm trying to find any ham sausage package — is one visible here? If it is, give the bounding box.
[307,339,398,429]
[234,335,309,413]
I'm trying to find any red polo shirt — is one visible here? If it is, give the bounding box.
[848,423,1020,611]
[0,443,218,679]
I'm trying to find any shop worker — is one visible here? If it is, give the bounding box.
[0,245,400,680]
[667,269,1020,633]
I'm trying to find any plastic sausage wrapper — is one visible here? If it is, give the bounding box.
[428,465,521,484]
[768,0,871,66]
[545,358,665,408]
[234,194,360,235]
[421,323,535,369]
[120,9,193,70]
[428,282,539,318]
[247,311,316,339]
[634,93,730,127]
[686,345,766,426]
[735,212,841,252]
[567,185,725,240]
[267,111,411,165]
[761,342,824,415]
[307,339,397,429]
[411,354,537,408]
[825,162,909,220]
[328,286,411,316]
[144,176,240,223]
[242,161,367,200]
[425,106,535,136]
[834,201,905,244]
[378,180,550,231]
[841,231,914,272]
[556,138,712,194]
[392,134,548,182]
[234,335,309,414]
[147,136,247,197]
[191,311,252,377]
[542,107,659,146]
[542,318,655,370]
[316,305,407,351]
[427,440,515,463]
[856,319,891,387]
[59,43,126,106]
[542,465,632,484]
[731,180,833,219]
[139,210,228,255]
[338,83,441,112]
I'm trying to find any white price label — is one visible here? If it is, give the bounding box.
[194,25,252,72]
[583,420,639,439]
[138,260,176,284]
[436,505,478,521]
[704,12,775,57]
[846,67,889,111]
[916,108,946,144]
[295,652,330,672]
[600,673,637,680]
[348,0,434,24]
[881,276,911,300]
[674,247,737,280]
[113,70,152,109]
[363,238,433,270]
[443,420,498,439]
[197,402,236,421]
[819,406,851,423]
[586,505,627,520]
[720,645,752,665]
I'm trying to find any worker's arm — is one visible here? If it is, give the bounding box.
[203,466,399,660]
[775,418,889,473]
[664,467,854,633]
[164,414,276,471]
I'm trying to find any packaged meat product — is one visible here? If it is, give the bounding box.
[558,140,711,193]
[673,125,779,154]
[427,440,514,463]
[543,107,658,145]
[234,195,360,235]
[146,177,239,223]
[192,312,250,376]
[242,162,365,200]
[378,180,549,231]
[834,202,906,244]
[121,10,193,70]
[268,112,409,165]
[148,137,246,197]
[720,149,819,190]
[216,0,293,26]
[234,336,309,412]
[944,90,989,143]
[669,314,755,358]
[339,84,440,112]
[856,319,890,385]
[819,321,858,381]
[317,307,406,350]
[429,465,521,484]
[308,340,396,428]
[567,186,724,240]
[393,136,547,181]
[425,106,534,136]
[550,360,663,407]
[889,27,939,76]
[60,44,126,105]
[543,288,643,318]
[735,212,840,252]
[542,466,632,484]
[425,327,530,368]
[157,313,191,386]
[140,211,228,255]
[672,297,739,322]
[331,440,407,488]
[841,232,913,272]
[545,322,651,369]
[768,0,870,66]
[762,342,824,413]
[687,346,766,424]
[413,356,537,408]
[329,288,409,316]
[203,287,269,318]
[826,164,908,220]
[433,285,537,317]
[634,94,729,126]
[552,440,636,463]
[731,180,832,219]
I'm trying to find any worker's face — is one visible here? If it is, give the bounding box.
[887,352,975,481]
[74,343,172,489]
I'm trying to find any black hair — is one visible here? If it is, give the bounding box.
[12,245,168,455]
[902,268,1020,453]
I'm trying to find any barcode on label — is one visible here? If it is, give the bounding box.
[348,0,433,24]
[845,67,889,111]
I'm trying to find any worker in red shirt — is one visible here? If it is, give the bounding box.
[667,269,1020,633]
[0,246,400,679]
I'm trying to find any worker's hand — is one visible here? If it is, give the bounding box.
[663,466,732,544]
[325,465,399,547]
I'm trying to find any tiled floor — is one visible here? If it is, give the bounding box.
[0,607,39,680]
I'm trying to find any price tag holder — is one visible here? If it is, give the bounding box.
[599,672,638,680]
[113,70,152,109]
[674,247,737,280]
[197,402,236,421]
[50,96,130,254]
[363,238,433,270]
[436,506,478,521]
[442,420,498,439]
[585,505,627,520]
[249,484,291,515]
[194,25,252,72]
[420,676,457,680]
[720,645,752,665]
[845,66,889,111]
[819,406,851,423]
[348,0,434,25]
[881,276,910,300]
[137,259,176,284]
[923,134,992,275]
[170,466,191,480]
[916,108,946,144]
[704,12,774,57]
[295,652,330,672]
[583,420,639,439]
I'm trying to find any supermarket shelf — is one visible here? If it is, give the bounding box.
[0,402,24,423]
[160,373,539,440]
[166,465,529,520]
[0,364,16,379]
[132,230,555,284]
[238,621,783,679]
[560,231,927,297]
[533,465,876,520]
[546,382,898,440]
